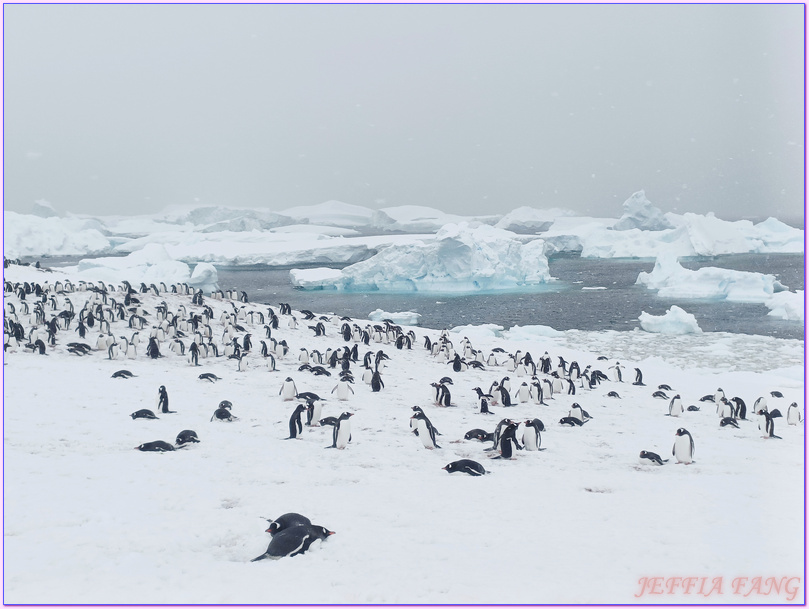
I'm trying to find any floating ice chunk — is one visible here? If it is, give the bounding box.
[504,324,565,339]
[636,253,787,303]
[448,323,505,340]
[368,309,422,325]
[188,262,219,293]
[613,190,674,231]
[766,290,805,321]
[638,305,703,334]
[289,268,345,289]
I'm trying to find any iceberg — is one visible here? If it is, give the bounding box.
[638,305,703,334]
[636,253,787,303]
[378,205,499,233]
[278,200,381,229]
[291,223,552,293]
[68,243,194,286]
[766,290,805,322]
[289,267,345,289]
[3,211,111,259]
[368,309,422,325]
[613,190,674,231]
[495,206,577,233]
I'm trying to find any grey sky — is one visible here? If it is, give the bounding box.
[3,4,805,223]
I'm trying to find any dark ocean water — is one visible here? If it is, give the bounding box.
[211,253,805,340]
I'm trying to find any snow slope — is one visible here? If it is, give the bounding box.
[2,263,804,605]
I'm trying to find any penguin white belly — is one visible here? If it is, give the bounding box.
[522,428,538,451]
[673,435,693,464]
[670,399,683,417]
[416,419,434,449]
[310,402,322,425]
[719,402,733,418]
[787,406,802,425]
[362,369,373,384]
[281,383,296,401]
[335,383,351,401]
[552,378,564,393]
[335,420,351,449]
[517,387,530,403]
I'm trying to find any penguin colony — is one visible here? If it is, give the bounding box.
[3,259,804,561]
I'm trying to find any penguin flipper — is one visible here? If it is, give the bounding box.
[250,553,269,562]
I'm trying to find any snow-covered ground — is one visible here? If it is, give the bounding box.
[3,263,804,604]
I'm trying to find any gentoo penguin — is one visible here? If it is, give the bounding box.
[464,429,494,442]
[714,388,726,405]
[731,397,747,420]
[787,402,803,425]
[719,417,740,429]
[658,384,673,391]
[479,397,494,415]
[672,428,695,464]
[559,417,585,427]
[198,373,221,382]
[522,419,544,451]
[279,378,298,401]
[264,513,312,536]
[686,405,700,412]
[569,403,591,423]
[331,380,355,401]
[515,382,531,403]
[157,385,175,414]
[668,395,684,417]
[607,391,620,399]
[442,459,489,476]
[211,405,238,422]
[639,450,667,466]
[652,391,669,400]
[609,362,624,382]
[757,409,783,439]
[753,396,768,413]
[112,369,136,379]
[305,399,323,427]
[492,421,520,459]
[130,409,158,420]
[411,411,441,449]
[286,404,307,439]
[370,370,384,392]
[175,430,200,446]
[770,390,784,398]
[330,412,353,449]
[487,418,514,452]
[251,524,334,561]
[716,398,735,419]
[633,368,646,386]
[135,440,175,452]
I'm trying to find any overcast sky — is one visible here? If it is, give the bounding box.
[3,4,804,223]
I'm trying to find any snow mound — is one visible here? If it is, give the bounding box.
[69,244,194,286]
[636,253,787,303]
[188,262,220,293]
[293,223,552,293]
[279,201,380,229]
[378,205,499,233]
[3,211,111,259]
[368,309,422,325]
[638,305,703,334]
[613,190,674,231]
[495,206,577,233]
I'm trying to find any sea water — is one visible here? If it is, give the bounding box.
[212,253,805,340]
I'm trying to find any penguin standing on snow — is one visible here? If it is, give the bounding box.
[331,379,355,401]
[522,419,544,451]
[787,402,803,425]
[329,412,353,449]
[371,369,384,392]
[668,394,684,417]
[411,411,441,449]
[633,368,646,386]
[757,409,783,439]
[157,385,175,414]
[286,403,307,439]
[279,378,298,401]
[492,421,521,459]
[672,428,695,464]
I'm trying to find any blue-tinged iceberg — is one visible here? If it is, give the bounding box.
[290,223,552,293]
[638,305,703,334]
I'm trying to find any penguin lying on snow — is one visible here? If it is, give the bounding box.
[130,409,158,420]
[719,417,739,429]
[112,369,136,379]
[639,450,668,466]
[135,440,175,452]
[264,513,311,535]
[464,428,494,442]
[251,524,335,561]
[442,459,489,476]
[176,430,200,446]
[198,373,221,382]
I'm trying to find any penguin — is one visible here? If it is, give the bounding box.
[135,440,175,452]
[559,417,585,427]
[211,406,238,422]
[719,417,740,429]
[370,370,384,392]
[633,368,646,386]
[411,411,441,449]
[668,395,684,417]
[442,460,489,476]
[264,513,312,535]
[331,380,355,401]
[658,384,673,391]
[569,403,591,423]
[479,397,494,415]
[464,429,494,442]
[157,385,175,414]
[757,409,783,439]
[487,418,514,452]
[639,450,667,466]
[609,362,624,382]
[279,378,298,401]
[112,370,136,379]
[515,382,531,403]
[175,430,200,446]
[716,398,735,419]
[330,412,353,449]
[492,422,520,459]
[251,524,334,561]
[652,391,669,399]
[770,390,784,398]
[522,419,544,451]
[607,391,620,399]
[130,409,158,420]
[686,405,701,412]
[672,428,695,464]
[305,399,323,427]
[699,394,715,402]
[731,397,747,420]
[787,402,803,425]
[286,404,307,439]
[198,373,221,382]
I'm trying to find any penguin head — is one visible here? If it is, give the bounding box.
[675,428,690,437]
